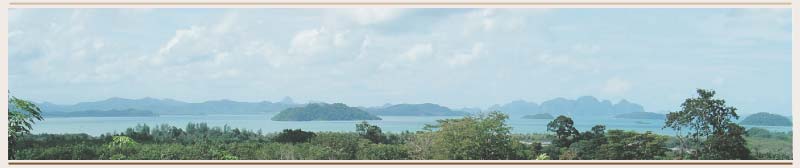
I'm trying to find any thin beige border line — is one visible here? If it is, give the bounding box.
[7,2,794,6]
[6,161,795,165]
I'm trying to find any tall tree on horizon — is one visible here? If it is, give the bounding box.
[547,115,580,148]
[664,89,750,160]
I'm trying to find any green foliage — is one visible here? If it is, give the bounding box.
[746,128,791,141]
[535,153,550,160]
[664,89,750,160]
[547,115,580,148]
[745,128,792,160]
[108,136,138,148]
[569,125,607,160]
[596,130,668,160]
[357,143,410,160]
[309,132,366,159]
[700,123,750,159]
[8,94,44,159]
[273,129,316,143]
[356,121,386,144]
[12,106,783,160]
[405,132,435,159]
[425,111,518,160]
[271,103,381,121]
[558,148,577,160]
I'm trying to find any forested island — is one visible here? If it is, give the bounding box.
[740,112,792,126]
[271,103,382,121]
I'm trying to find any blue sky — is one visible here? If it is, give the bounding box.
[8,8,792,116]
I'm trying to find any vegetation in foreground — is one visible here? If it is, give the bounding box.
[8,89,793,160]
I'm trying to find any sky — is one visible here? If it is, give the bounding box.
[8,8,792,116]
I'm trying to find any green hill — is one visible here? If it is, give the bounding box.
[740,112,791,126]
[271,103,381,121]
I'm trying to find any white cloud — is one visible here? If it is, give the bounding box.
[401,43,433,62]
[712,77,725,85]
[347,8,406,25]
[151,26,206,65]
[603,77,632,95]
[289,27,327,57]
[447,42,485,67]
[537,52,570,65]
[7,9,791,115]
[355,35,372,60]
[213,12,239,34]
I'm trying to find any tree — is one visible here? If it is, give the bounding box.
[535,153,550,160]
[663,89,750,160]
[8,94,44,159]
[356,121,386,144]
[597,130,668,160]
[357,143,410,160]
[547,115,580,148]
[700,123,750,160]
[426,111,517,159]
[569,125,607,159]
[104,136,139,160]
[273,129,316,143]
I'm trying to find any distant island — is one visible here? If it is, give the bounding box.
[614,112,665,120]
[271,103,381,121]
[488,96,646,117]
[522,113,554,119]
[740,112,791,126]
[367,103,468,116]
[43,109,157,117]
[35,96,648,118]
[37,97,300,115]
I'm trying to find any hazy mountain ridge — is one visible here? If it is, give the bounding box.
[522,113,554,119]
[43,108,157,117]
[488,96,646,118]
[37,97,301,115]
[367,103,469,116]
[35,96,645,117]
